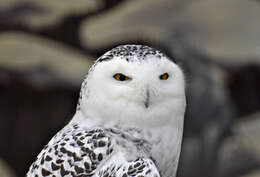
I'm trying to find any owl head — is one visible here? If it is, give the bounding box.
[77,45,186,128]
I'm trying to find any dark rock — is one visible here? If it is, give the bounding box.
[175,53,234,177]
[0,32,92,177]
[227,65,260,117]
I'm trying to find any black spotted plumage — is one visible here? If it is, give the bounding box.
[27,123,159,177]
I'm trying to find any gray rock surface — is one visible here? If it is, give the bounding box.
[0,158,16,177]
[242,171,260,177]
[0,0,99,28]
[0,32,93,87]
[235,112,260,158]
[176,54,234,177]
[81,0,260,66]
[214,112,260,177]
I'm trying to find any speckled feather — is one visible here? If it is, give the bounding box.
[97,45,167,63]
[27,123,160,177]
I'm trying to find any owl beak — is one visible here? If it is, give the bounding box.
[144,88,150,108]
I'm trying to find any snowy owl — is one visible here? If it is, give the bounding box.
[27,45,186,177]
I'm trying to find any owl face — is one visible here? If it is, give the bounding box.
[79,45,186,128]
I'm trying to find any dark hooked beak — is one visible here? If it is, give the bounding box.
[144,89,150,108]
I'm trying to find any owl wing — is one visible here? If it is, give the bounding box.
[97,157,160,177]
[26,123,160,177]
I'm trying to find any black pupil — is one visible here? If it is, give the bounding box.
[160,73,169,79]
[119,74,126,81]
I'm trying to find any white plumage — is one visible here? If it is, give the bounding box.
[27,45,186,177]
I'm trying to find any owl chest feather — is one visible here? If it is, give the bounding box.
[72,112,182,177]
[117,126,181,177]
[143,127,182,177]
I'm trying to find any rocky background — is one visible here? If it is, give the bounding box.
[0,0,260,177]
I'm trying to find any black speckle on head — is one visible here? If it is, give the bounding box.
[97,45,168,63]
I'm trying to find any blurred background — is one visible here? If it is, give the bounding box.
[0,0,260,177]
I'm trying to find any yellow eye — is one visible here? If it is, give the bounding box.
[159,73,169,80]
[113,73,131,81]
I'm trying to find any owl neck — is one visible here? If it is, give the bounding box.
[71,108,130,128]
[70,108,184,134]
[71,110,104,128]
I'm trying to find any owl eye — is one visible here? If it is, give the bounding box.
[113,73,131,81]
[159,73,169,80]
